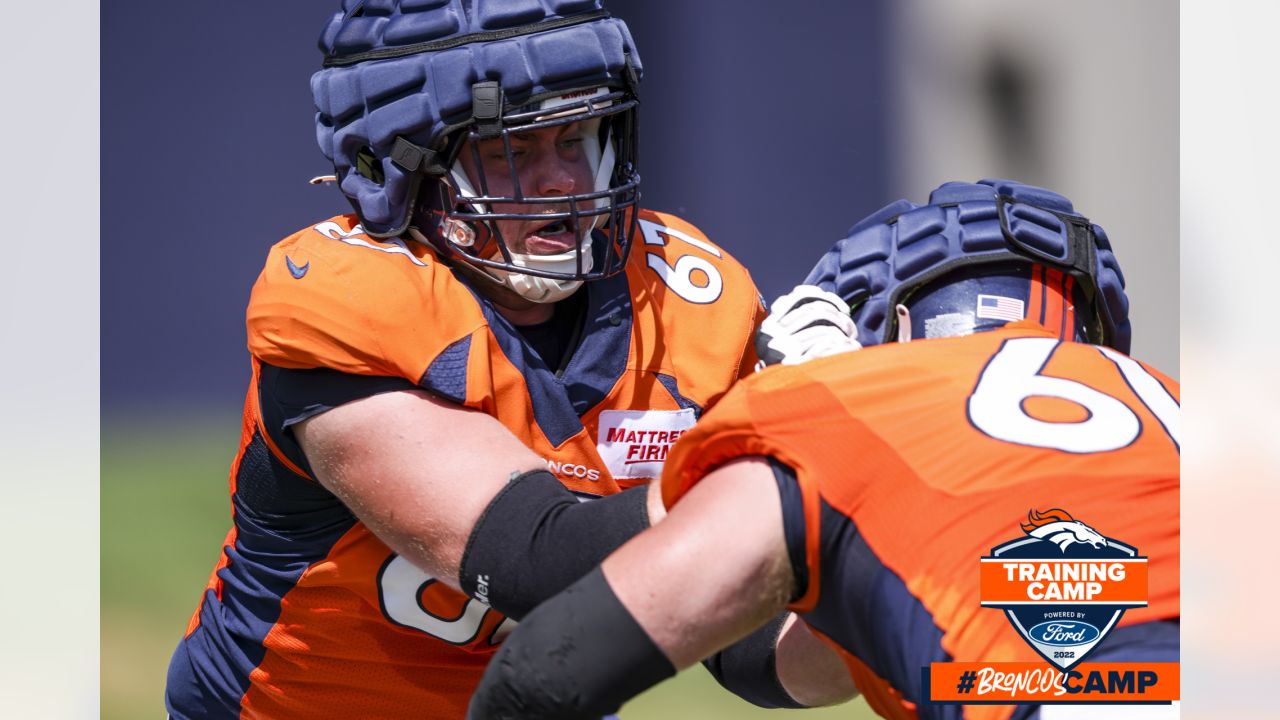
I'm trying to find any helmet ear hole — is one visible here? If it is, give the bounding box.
[356,146,385,185]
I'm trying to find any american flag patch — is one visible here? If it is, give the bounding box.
[976,294,1025,322]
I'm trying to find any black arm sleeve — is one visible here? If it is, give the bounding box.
[701,611,805,709]
[466,567,674,720]
[459,470,651,619]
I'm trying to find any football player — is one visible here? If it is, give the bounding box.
[163,2,855,717]
[468,179,1180,720]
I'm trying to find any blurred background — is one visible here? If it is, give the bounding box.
[100,1,1177,718]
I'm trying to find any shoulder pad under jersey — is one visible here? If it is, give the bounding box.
[246,216,484,381]
[628,209,766,401]
[631,210,758,304]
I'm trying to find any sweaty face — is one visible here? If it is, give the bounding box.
[457,121,596,257]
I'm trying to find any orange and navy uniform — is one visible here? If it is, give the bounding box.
[165,210,763,719]
[662,322,1179,720]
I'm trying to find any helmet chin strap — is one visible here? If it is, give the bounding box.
[488,247,589,304]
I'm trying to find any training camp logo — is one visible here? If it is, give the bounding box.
[980,508,1148,671]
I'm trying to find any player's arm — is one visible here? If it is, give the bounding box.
[701,608,854,708]
[774,612,859,705]
[645,468,849,709]
[293,385,650,618]
[468,456,851,719]
[607,457,791,667]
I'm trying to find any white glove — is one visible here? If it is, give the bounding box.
[755,285,862,367]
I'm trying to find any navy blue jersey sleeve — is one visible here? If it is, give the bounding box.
[257,362,421,475]
[769,457,810,602]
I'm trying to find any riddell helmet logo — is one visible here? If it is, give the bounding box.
[980,509,1148,671]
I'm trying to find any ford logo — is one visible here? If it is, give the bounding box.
[1029,621,1101,646]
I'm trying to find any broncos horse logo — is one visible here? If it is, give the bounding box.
[1021,508,1108,552]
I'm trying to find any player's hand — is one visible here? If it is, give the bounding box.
[755,285,861,368]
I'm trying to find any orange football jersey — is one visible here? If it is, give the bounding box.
[166,210,763,719]
[662,323,1179,720]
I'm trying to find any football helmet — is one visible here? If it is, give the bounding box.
[312,0,642,302]
[805,179,1131,352]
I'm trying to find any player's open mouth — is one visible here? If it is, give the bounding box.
[523,219,577,255]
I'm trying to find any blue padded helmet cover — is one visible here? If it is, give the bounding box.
[312,0,643,237]
[804,179,1131,352]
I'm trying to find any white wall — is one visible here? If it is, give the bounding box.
[892,0,1178,376]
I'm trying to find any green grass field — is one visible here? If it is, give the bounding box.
[102,417,874,719]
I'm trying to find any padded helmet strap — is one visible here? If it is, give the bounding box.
[623,51,641,96]
[390,137,447,176]
[471,81,504,139]
[996,194,1096,295]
